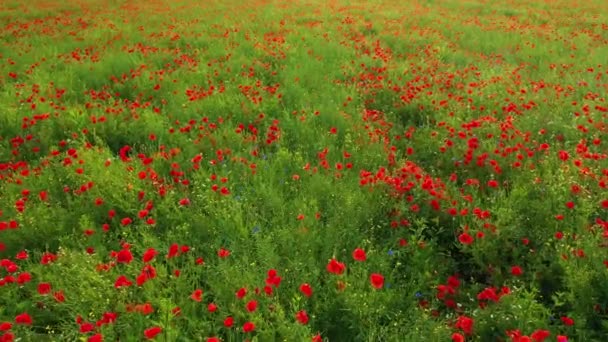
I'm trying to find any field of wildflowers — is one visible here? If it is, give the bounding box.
[0,0,607,341]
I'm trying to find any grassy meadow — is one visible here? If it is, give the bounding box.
[0,0,607,340]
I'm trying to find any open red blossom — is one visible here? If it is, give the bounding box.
[477,287,501,302]
[454,315,474,335]
[452,333,465,342]
[80,322,94,333]
[142,248,157,262]
[218,248,230,258]
[206,338,220,342]
[114,275,133,288]
[1,332,15,341]
[264,285,273,296]
[266,269,282,288]
[224,316,234,328]
[236,287,247,299]
[37,282,52,295]
[296,310,309,324]
[191,289,203,302]
[98,312,117,325]
[370,273,385,289]
[511,266,523,276]
[116,249,133,264]
[167,243,179,258]
[138,303,154,315]
[144,326,162,340]
[15,313,32,325]
[243,321,255,333]
[506,329,523,341]
[326,258,346,275]
[121,217,132,226]
[458,232,474,245]
[530,329,550,341]
[352,248,367,261]
[88,334,103,342]
[15,251,28,260]
[207,303,218,312]
[137,265,157,286]
[447,276,460,288]
[561,316,574,326]
[0,322,12,331]
[16,272,31,284]
[246,300,258,312]
[300,283,313,297]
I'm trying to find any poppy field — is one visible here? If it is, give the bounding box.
[1,0,608,340]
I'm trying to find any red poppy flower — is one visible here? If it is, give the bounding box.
[167,243,179,258]
[224,316,234,328]
[218,248,230,258]
[511,266,523,276]
[246,300,258,312]
[15,251,28,260]
[352,248,367,261]
[458,233,474,245]
[452,333,465,342]
[296,310,309,325]
[37,282,52,295]
[1,332,15,341]
[530,329,550,342]
[114,275,132,288]
[116,249,133,264]
[144,326,162,340]
[16,272,31,284]
[232,287,245,299]
[455,315,474,335]
[15,313,32,325]
[326,258,346,275]
[370,273,385,289]
[299,283,313,297]
[242,321,255,333]
[142,248,157,263]
[191,289,203,302]
[88,334,103,342]
[80,322,94,333]
[561,316,574,326]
